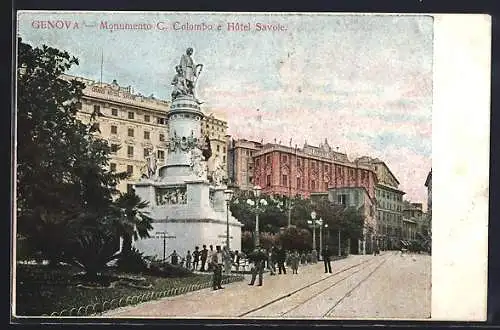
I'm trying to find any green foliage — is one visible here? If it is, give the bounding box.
[241,231,254,253]
[116,248,148,273]
[278,227,312,252]
[16,39,152,277]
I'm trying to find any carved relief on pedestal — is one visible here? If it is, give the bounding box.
[156,187,187,205]
[168,130,199,153]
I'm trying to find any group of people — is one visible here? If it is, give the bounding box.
[166,244,336,289]
[245,245,335,286]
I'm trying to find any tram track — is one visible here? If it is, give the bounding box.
[320,254,390,318]
[238,253,392,318]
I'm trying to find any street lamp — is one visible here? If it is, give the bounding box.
[307,211,317,250]
[247,185,267,247]
[224,189,234,251]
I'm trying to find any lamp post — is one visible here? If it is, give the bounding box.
[247,185,266,247]
[307,211,317,250]
[318,218,323,259]
[224,189,234,251]
[338,230,341,257]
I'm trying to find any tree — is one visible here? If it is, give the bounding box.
[278,227,312,252]
[16,39,150,278]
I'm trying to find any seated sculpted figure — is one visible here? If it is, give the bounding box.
[171,65,190,99]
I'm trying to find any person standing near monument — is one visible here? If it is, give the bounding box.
[211,246,224,290]
[290,250,300,274]
[276,246,287,275]
[193,246,200,271]
[207,245,214,272]
[185,250,192,270]
[322,244,332,273]
[248,246,267,286]
[200,245,208,271]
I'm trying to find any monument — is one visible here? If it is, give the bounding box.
[133,47,243,260]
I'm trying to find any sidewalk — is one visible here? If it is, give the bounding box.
[102,254,373,318]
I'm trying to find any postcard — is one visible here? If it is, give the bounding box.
[12,11,490,322]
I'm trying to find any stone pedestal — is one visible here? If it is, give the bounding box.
[133,94,243,260]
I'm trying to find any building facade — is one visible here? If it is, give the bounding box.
[355,157,405,250]
[66,74,228,194]
[425,169,432,225]
[327,186,377,254]
[227,138,263,191]
[251,139,378,201]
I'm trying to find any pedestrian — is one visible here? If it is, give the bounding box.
[290,250,300,274]
[267,247,276,275]
[185,250,192,270]
[233,250,241,272]
[200,245,208,271]
[311,249,318,263]
[211,246,224,290]
[276,246,287,274]
[207,245,214,272]
[248,246,267,286]
[168,250,179,265]
[193,246,200,270]
[322,244,332,273]
[222,246,232,274]
[373,241,380,256]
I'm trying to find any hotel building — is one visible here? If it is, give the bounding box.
[65,75,228,194]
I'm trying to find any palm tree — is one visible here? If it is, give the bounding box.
[111,191,153,256]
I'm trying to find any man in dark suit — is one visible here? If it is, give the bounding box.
[322,245,332,273]
[248,246,267,286]
[200,245,208,271]
[276,246,287,275]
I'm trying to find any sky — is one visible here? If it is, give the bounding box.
[17,12,433,206]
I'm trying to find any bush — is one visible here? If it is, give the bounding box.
[144,257,193,277]
[116,248,147,273]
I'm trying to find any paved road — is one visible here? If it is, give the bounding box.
[102,251,430,319]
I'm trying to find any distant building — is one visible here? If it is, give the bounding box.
[355,157,405,250]
[63,74,228,194]
[326,186,377,255]
[226,138,263,191]
[424,169,432,235]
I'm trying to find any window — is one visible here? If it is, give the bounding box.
[111,144,119,154]
[217,145,220,152]
[157,117,164,125]
[127,146,134,158]
[311,180,316,190]
[223,155,226,162]
[128,111,134,119]
[266,155,271,163]
[297,159,301,167]
[76,102,82,110]
[144,148,150,158]
[126,165,133,175]
[282,155,288,163]
[266,175,271,187]
[110,163,116,172]
[111,108,118,116]
[159,133,165,142]
[93,105,101,114]
[144,114,150,122]
[144,131,150,140]
[128,128,134,137]
[338,194,348,206]
[111,125,117,134]
[157,150,165,160]
[256,159,260,167]
[282,175,288,186]
[297,177,301,189]
[223,146,226,153]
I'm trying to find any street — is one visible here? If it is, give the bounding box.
[102,251,431,319]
